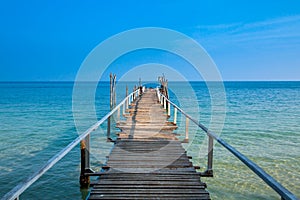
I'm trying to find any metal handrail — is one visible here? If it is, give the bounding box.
[1,88,141,200]
[158,91,298,200]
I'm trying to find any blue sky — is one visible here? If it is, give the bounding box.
[0,0,300,81]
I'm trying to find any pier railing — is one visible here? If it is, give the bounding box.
[157,88,298,200]
[1,87,143,200]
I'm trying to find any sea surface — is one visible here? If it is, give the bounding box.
[0,81,299,199]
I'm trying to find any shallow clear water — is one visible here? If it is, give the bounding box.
[0,81,299,199]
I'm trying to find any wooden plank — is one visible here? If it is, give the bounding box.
[88,89,210,200]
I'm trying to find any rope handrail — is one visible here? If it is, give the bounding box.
[1,88,141,200]
[158,90,298,200]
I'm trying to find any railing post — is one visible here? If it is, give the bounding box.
[107,116,111,139]
[207,135,214,172]
[122,101,126,116]
[126,96,129,110]
[125,85,128,110]
[133,86,136,100]
[184,117,189,143]
[117,106,120,122]
[201,135,214,177]
[160,95,163,105]
[173,107,177,125]
[157,89,161,102]
[80,138,90,188]
[167,101,171,117]
[163,97,167,110]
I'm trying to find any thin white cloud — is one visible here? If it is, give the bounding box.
[195,15,300,49]
[196,23,242,30]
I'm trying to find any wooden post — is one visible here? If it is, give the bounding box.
[109,73,113,108]
[113,74,116,107]
[117,106,120,122]
[207,135,214,172]
[163,97,167,110]
[167,101,171,117]
[122,101,126,116]
[133,86,136,100]
[107,73,113,140]
[107,116,111,139]
[126,86,129,110]
[184,117,189,143]
[157,89,161,102]
[201,135,214,177]
[80,139,90,188]
[173,107,177,125]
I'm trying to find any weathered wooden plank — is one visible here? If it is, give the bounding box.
[90,189,209,194]
[88,89,210,200]
[89,194,210,200]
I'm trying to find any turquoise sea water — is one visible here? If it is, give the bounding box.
[0,81,299,199]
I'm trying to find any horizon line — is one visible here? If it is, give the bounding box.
[0,80,300,83]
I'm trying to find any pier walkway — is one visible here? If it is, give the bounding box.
[3,84,298,200]
[88,89,210,199]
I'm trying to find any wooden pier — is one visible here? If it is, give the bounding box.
[88,89,210,199]
[3,79,298,200]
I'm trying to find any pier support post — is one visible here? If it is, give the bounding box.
[167,101,171,117]
[80,138,90,188]
[183,117,189,143]
[107,117,111,139]
[107,73,116,141]
[133,86,136,100]
[122,101,126,116]
[126,86,129,110]
[173,107,177,125]
[207,135,214,172]
[117,107,120,122]
[157,89,161,102]
[200,135,214,177]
